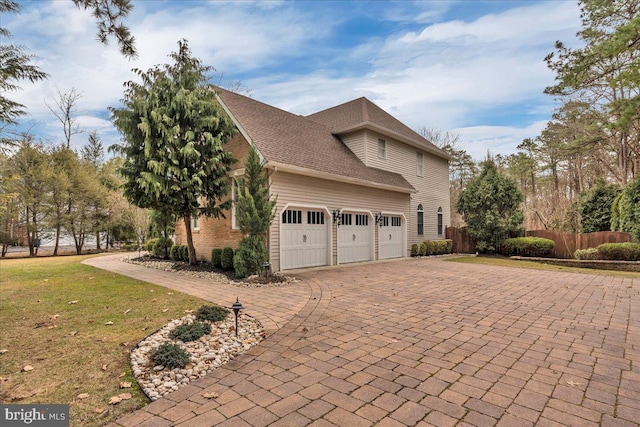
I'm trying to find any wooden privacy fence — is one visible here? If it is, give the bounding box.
[446,227,633,258]
[445,226,476,254]
[525,230,633,258]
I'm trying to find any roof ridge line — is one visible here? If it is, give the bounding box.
[214,85,335,132]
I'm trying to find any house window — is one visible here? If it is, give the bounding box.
[191,213,200,231]
[378,138,386,159]
[232,179,239,229]
[340,213,352,226]
[417,204,424,236]
[437,207,443,235]
[308,211,325,225]
[391,217,401,227]
[381,216,389,227]
[355,214,368,226]
[282,209,302,224]
[417,152,424,177]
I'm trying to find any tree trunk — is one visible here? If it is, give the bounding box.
[53,223,61,256]
[96,231,101,250]
[26,206,35,257]
[31,209,39,256]
[184,214,197,265]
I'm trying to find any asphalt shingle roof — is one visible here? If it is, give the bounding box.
[215,87,414,192]
[306,97,449,159]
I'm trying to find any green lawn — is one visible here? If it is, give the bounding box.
[0,255,211,427]
[447,255,640,278]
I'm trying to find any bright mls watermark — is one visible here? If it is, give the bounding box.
[1,405,69,426]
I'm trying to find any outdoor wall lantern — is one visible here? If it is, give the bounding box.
[332,209,342,226]
[231,297,243,338]
[375,212,384,226]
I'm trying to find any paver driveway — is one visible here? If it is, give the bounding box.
[86,255,640,427]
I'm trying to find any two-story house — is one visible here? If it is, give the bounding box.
[174,87,451,271]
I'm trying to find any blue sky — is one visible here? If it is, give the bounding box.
[5,0,582,160]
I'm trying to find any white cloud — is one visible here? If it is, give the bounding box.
[454,121,548,161]
[6,0,582,160]
[250,0,580,153]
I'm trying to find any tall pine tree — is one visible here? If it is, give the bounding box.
[111,40,236,264]
[233,146,277,278]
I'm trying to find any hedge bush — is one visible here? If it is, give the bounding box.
[596,242,640,261]
[419,241,428,256]
[146,238,159,252]
[418,239,452,256]
[234,236,268,279]
[502,237,554,257]
[151,343,190,368]
[221,247,234,270]
[196,305,229,322]
[171,244,189,262]
[180,245,189,262]
[170,244,181,261]
[152,237,173,258]
[410,244,419,257]
[574,248,600,260]
[169,321,212,342]
[211,248,223,268]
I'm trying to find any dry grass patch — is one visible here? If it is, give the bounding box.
[447,255,640,278]
[0,255,211,427]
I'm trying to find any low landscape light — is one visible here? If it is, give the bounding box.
[231,297,243,338]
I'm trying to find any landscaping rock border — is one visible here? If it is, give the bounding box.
[123,256,298,288]
[130,313,264,401]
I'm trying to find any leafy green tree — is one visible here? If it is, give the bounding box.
[81,131,105,167]
[46,145,73,255]
[111,40,237,265]
[66,157,104,254]
[611,175,640,241]
[1,0,135,150]
[72,0,137,58]
[233,147,277,278]
[0,0,48,148]
[0,153,20,256]
[149,209,175,258]
[545,0,639,185]
[8,137,51,256]
[579,180,620,233]
[457,158,524,253]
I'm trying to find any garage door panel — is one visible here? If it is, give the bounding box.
[281,209,328,270]
[379,215,403,260]
[338,213,372,264]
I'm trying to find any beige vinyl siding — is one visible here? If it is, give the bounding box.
[269,171,410,271]
[363,130,450,246]
[340,131,367,162]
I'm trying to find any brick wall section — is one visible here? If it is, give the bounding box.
[174,132,251,262]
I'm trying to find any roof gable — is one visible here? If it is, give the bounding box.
[306,98,450,159]
[214,87,414,193]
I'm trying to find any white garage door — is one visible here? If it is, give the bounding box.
[280,209,328,270]
[338,213,372,264]
[379,215,403,259]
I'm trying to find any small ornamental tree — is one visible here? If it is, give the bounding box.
[233,147,277,278]
[579,180,619,233]
[457,158,524,253]
[111,40,236,265]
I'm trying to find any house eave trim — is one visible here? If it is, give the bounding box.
[333,122,453,161]
[268,162,416,194]
[214,92,267,164]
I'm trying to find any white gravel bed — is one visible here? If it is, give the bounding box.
[123,256,297,288]
[131,313,264,401]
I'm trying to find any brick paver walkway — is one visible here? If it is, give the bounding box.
[85,255,640,426]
